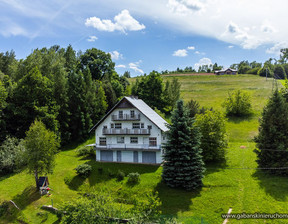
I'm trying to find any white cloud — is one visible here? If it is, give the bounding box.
[266,42,288,55]
[167,0,206,15]
[187,46,195,50]
[228,45,234,49]
[87,35,98,42]
[115,64,126,68]
[129,61,144,74]
[173,49,188,57]
[85,9,145,33]
[109,51,123,60]
[194,57,212,70]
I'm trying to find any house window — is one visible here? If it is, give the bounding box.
[111,123,114,128]
[99,137,106,146]
[132,123,140,129]
[117,137,125,144]
[115,123,122,129]
[147,125,152,130]
[141,123,144,128]
[103,125,107,129]
[119,111,123,119]
[149,137,157,146]
[130,110,135,118]
[130,137,138,144]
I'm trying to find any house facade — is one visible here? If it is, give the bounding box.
[215,68,237,75]
[90,96,169,164]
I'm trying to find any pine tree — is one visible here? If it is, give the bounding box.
[162,100,205,190]
[254,90,288,175]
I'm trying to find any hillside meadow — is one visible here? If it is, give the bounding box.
[1,74,287,224]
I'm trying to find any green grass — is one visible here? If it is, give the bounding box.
[1,74,287,224]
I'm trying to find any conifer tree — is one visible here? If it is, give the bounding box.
[162,100,205,190]
[254,90,288,175]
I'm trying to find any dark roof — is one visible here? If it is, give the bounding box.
[215,68,237,73]
[90,96,169,132]
[38,176,49,188]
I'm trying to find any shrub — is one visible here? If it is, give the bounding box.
[116,170,125,181]
[75,164,92,178]
[247,67,261,75]
[97,167,103,174]
[76,146,95,157]
[0,201,8,217]
[127,172,140,185]
[195,111,228,162]
[0,137,26,174]
[107,168,114,177]
[258,66,273,77]
[274,64,286,79]
[222,89,252,117]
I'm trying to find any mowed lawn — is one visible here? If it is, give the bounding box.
[1,74,288,224]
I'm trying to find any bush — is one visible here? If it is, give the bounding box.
[274,64,286,79]
[127,172,140,185]
[0,137,26,174]
[195,111,228,162]
[258,66,273,77]
[75,164,92,178]
[116,170,125,181]
[222,89,252,117]
[247,67,261,75]
[0,201,8,217]
[107,168,114,177]
[76,146,95,157]
[97,167,103,174]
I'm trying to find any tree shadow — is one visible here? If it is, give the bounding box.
[87,161,159,187]
[66,175,86,191]
[204,160,228,177]
[155,181,202,215]
[12,185,41,210]
[252,170,288,201]
[227,115,254,124]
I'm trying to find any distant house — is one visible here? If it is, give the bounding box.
[90,96,168,164]
[215,68,237,75]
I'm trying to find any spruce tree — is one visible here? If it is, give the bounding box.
[254,90,288,175]
[162,100,205,190]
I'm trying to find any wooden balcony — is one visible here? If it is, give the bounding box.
[111,114,140,121]
[102,128,150,135]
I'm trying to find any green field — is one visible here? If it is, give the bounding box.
[1,74,287,224]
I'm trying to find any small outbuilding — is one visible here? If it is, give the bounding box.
[215,68,237,75]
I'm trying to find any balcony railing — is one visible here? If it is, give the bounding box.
[102,128,150,135]
[96,143,161,151]
[111,114,140,121]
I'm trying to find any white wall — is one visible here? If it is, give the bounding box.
[95,107,165,164]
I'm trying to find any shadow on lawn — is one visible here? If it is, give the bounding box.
[86,160,159,187]
[227,115,254,124]
[204,160,228,177]
[155,181,202,215]
[252,170,288,201]
[12,185,41,210]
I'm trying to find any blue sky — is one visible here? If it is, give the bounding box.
[0,0,287,76]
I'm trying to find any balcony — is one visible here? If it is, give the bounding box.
[102,128,150,135]
[111,114,140,121]
[96,143,161,151]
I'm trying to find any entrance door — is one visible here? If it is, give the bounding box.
[117,151,121,162]
[133,151,138,163]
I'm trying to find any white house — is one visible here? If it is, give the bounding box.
[90,96,169,164]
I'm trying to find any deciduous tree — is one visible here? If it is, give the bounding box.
[24,120,59,188]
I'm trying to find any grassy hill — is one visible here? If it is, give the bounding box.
[1,74,287,224]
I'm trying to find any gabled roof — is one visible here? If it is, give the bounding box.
[215,68,237,73]
[90,96,169,132]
